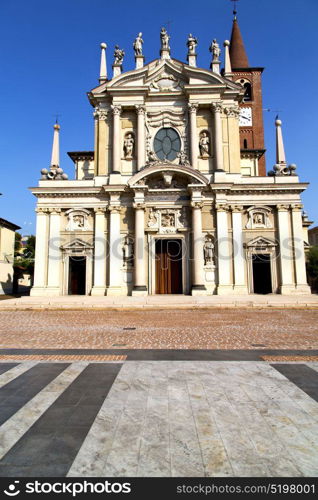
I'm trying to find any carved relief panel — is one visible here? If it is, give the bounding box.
[65,209,91,231]
[147,207,189,233]
[246,206,272,229]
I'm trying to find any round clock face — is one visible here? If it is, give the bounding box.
[239,107,252,126]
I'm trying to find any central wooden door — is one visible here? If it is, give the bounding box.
[155,239,182,294]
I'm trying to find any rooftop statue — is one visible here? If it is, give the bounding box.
[160,27,170,50]
[113,45,125,65]
[133,32,144,56]
[187,34,198,55]
[209,39,221,61]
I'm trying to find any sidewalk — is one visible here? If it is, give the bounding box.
[0,294,317,310]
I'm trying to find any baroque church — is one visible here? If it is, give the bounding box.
[30,15,311,297]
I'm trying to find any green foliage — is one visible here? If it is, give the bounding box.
[307,246,318,292]
[14,235,36,274]
[14,232,22,254]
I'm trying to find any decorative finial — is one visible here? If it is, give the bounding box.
[223,40,232,76]
[50,121,60,169]
[99,42,107,83]
[231,0,239,19]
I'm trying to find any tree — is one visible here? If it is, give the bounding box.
[14,232,22,254]
[306,246,318,293]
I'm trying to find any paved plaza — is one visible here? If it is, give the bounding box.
[0,305,317,477]
[0,358,317,477]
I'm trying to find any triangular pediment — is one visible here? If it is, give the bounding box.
[246,236,277,248]
[92,58,241,93]
[61,238,94,250]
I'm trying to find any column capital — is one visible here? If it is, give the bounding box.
[111,104,122,116]
[48,208,61,215]
[277,204,290,212]
[133,202,146,210]
[135,104,146,115]
[94,107,108,121]
[188,102,199,113]
[290,203,303,212]
[224,106,240,119]
[211,102,223,113]
[35,207,50,214]
[94,207,107,214]
[230,205,244,213]
[191,201,203,210]
[108,205,121,214]
[215,203,229,212]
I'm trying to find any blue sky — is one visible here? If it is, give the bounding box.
[0,0,317,234]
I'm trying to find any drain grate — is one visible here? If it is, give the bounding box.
[251,344,267,347]
[112,343,127,347]
[123,327,136,331]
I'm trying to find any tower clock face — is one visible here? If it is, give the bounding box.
[239,107,252,126]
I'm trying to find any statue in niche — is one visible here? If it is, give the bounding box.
[187,34,198,55]
[123,133,134,159]
[123,235,133,263]
[177,150,190,166]
[114,45,125,65]
[204,236,214,265]
[160,27,170,50]
[133,33,144,56]
[209,39,221,61]
[148,209,158,228]
[199,131,210,157]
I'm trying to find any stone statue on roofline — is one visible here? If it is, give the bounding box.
[114,45,125,65]
[187,34,198,55]
[133,33,144,56]
[209,39,221,61]
[160,27,170,50]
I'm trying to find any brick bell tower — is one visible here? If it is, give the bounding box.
[229,12,266,175]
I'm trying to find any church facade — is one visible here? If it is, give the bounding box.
[30,18,311,297]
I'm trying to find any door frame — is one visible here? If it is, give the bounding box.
[245,236,278,294]
[61,239,93,295]
[148,234,189,295]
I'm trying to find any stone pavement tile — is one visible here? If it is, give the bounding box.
[256,401,318,476]
[0,363,87,460]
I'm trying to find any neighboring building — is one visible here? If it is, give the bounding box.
[30,14,311,297]
[0,218,20,294]
[309,227,318,246]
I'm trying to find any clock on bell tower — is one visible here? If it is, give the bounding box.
[229,15,266,175]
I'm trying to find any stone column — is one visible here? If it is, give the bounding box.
[212,103,224,171]
[47,208,61,295]
[291,204,311,294]
[30,207,49,296]
[91,207,107,296]
[231,206,248,293]
[277,204,294,294]
[107,204,122,295]
[191,201,206,295]
[136,105,146,171]
[132,202,147,296]
[94,108,108,176]
[188,103,198,169]
[111,104,122,173]
[216,203,232,294]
